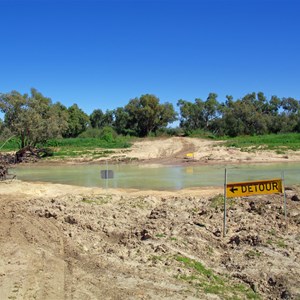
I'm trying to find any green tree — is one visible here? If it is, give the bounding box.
[177,99,204,132]
[113,107,130,135]
[280,97,300,132]
[203,93,221,130]
[0,119,12,141]
[125,94,177,137]
[90,109,105,128]
[218,99,246,137]
[177,93,220,133]
[281,97,300,114]
[64,104,90,138]
[0,118,4,134]
[102,110,114,127]
[90,109,114,129]
[0,89,68,148]
[217,92,285,136]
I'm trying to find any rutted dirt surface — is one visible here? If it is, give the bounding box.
[0,181,300,300]
[103,137,300,165]
[1,137,300,299]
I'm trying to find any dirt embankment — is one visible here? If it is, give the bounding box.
[1,137,300,299]
[0,181,300,300]
[99,137,300,166]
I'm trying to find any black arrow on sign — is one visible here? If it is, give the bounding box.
[230,186,238,193]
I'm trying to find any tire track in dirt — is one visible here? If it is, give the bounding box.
[0,192,157,300]
[0,195,66,299]
[145,137,198,165]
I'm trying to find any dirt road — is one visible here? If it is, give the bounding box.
[98,137,300,165]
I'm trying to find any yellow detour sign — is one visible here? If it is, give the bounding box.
[226,178,283,198]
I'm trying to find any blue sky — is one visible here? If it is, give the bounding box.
[0,0,299,117]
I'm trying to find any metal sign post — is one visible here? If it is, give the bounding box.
[100,161,114,190]
[106,160,108,189]
[223,168,227,237]
[281,171,287,227]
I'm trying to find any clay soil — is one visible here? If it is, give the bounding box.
[1,137,300,300]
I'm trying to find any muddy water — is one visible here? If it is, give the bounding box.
[12,162,300,190]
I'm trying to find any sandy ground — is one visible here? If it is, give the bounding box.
[95,137,300,165]
[1,137,300,300]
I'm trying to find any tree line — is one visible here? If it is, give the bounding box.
[0,88,299,148]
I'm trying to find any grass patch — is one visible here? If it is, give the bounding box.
[276,239,287,248]
[224,133,300,151]
[43,137,132,159]
[245,250,261,259]
[186,129,218,139]
[51,148,116,159]
[0,137,20,151]
[44,136,132,149]
[232,283,261,300]
[0,136,132,157]
[175,255,260,300]
[266,230,287,248]
[178,274,199,282]
[209,194,237,210]
[176,256,222,283]
[209,194,224,209]
[155,233,166,238]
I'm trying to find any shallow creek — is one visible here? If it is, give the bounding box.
[13,162,300,190]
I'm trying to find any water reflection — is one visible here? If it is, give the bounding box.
[13,162,300,190]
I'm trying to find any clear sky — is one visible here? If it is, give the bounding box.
[0,0,299,117]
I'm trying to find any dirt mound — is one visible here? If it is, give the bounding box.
[0,181,299,299]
